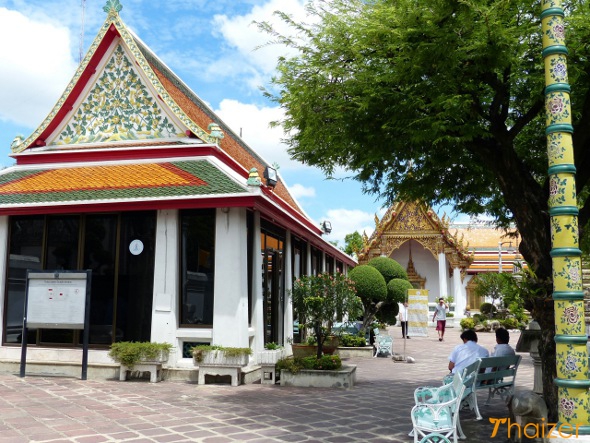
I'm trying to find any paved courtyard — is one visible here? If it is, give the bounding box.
[0,327,533,442]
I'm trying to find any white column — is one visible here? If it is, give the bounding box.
[306,243,312,276]
[283,230,293,353]
[452,267,466,319]
[0,216,9,334]
[438,252,448,299]
[151,210,179,358]
[212,207,249,348]
[250,211,264,355]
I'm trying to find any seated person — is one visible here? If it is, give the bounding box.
[448,329,489,375]
[492,327,515,357]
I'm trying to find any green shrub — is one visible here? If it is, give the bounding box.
[446,312,454,318]
[348,265,387,301]
[367,257,408,282]
[460,318,475,330]
[501,317,519,329]
[472,313,485,324]
[386,278,414,304]
[191,345,252,363]
[264,342,282,350]
[375,301,399,325]
[338,334,367,347]
[276,355,342,373]
[108,341,172,368]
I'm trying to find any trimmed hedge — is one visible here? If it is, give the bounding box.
[367,256,408,282]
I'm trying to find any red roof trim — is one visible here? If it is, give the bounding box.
[28,25,121,149]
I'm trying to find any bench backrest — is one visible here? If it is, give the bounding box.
[476,355,521,386]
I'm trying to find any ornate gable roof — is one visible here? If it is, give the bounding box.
[358,201,473,269]
[8,0,303,216]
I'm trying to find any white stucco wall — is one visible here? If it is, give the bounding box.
[212,207,249,349]
[151,209,181,363]
[391,240,444,303]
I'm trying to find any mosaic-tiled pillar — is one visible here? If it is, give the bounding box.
[542,0,590,432]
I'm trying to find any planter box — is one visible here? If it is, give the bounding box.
[280,365,357,389]
[195,351,249,367]
[336,346,374,358]
[119,351,169,383]
[257,349,285,365]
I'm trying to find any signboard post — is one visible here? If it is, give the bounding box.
[20,270,91,380]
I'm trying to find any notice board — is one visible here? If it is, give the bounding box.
[407,289,429,337]
[26,271,89,329]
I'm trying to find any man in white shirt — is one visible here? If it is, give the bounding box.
[399,302,410,339]
[492,327,515,357]
[433,297,449,341]
[448,329,489,374]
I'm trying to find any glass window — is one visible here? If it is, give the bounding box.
[4,212,156,347]
[4,217,44,344]
[180,209,216,326]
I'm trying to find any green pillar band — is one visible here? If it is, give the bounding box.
[546,124,574,135]
[545,83,571,94]
[542,0,589,427]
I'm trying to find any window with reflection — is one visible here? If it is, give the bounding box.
[180,209,216,326]
[4,213,156,347]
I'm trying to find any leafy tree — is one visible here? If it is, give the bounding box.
[343,231,363,256]
[291,272,363,358]
[258,0,590,418]
[472,273,512,307]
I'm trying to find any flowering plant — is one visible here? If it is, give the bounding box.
[291,272,362,358]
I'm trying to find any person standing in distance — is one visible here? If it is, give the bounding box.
[433,297,449,341]
[399,301,410,339]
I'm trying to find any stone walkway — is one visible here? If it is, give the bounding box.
[0,327,532,442]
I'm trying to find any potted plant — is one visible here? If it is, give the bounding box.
[291,272,363,359]
[257,342,285,365]
[192,345,252,366]
[276,354,357,388]
[108,341,172,369]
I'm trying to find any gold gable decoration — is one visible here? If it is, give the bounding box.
[358,201,473,270]
[53,45,185,145]
[12,1,215,153]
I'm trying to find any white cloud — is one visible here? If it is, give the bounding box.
[0,8,77,127]
[289,183,316,199]
[215,98,310,171]
[316,208,375,248]
[213,0,308,75]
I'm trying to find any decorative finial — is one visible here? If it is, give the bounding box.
[246,168,261,187]
[207,123,224,144]
[10,135,24,152]
[103,0,123,16]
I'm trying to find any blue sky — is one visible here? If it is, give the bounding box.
[0,0,466,247]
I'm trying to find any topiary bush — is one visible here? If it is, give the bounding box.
[375,301,399,325]
[349,265,387,299]
[387,278,414,304]
[367,256,408,283]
